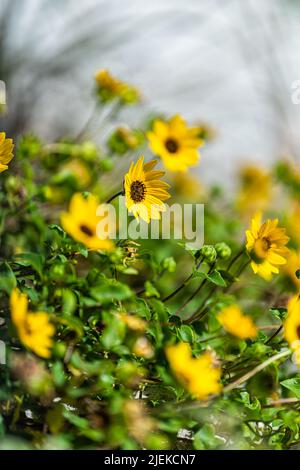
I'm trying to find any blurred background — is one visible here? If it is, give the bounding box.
[1,0,300,185]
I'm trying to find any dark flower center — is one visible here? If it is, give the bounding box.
[80,224,94,237]
[165,138,179,153]
[297,325,300,339]
[130,180,146,203]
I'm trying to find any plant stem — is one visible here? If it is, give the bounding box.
[265,325,283,345]
[226,247,245,271]
[163,257,203,302]
[175,263,215,316]
[223,349,291,393]
[106,190,123,204]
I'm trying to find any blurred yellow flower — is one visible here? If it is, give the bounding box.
[283,250,300,291]
[236,165,271,216]
[61,192,115,251]
[124,156,170,224]
[133,337,154,359]
[165,342,222,400]
[284,295,300,366]
[60,159,91,188]
[120,313,146,332]
[170,172,206,201]
[0,132,14,173]
[217,305,258,339]
[246,212,290,281]
[10,289,55,358]
[287,201,300,246]
[94,69,140,104]
[147,115,204,172]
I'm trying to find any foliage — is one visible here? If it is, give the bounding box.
[0,73,300,451]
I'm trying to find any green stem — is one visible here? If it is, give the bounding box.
[223,349,291,393]
[175,262,215,316]
[226,247,245,271]
[163,257,203,302]
[106,190,123,204]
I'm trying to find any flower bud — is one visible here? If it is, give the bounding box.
[199,245,217,263]
[215,242,232,260]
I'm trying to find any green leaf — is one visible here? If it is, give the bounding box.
[0,262,16,294]
[14,252,44,277]
[58,315,84,338]
[144,281,160,298]
[51,362,66,388]
[194,423,223,450]
[61,289,77,316]
[238,391,261,411]
[149,298,169,323]
[177,325,195,343]
[90,279,132,304]
[281,377,300,399]
[207,270,227,287]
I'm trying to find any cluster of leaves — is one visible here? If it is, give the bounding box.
[1,86,300,451]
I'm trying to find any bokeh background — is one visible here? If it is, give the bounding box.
[1,0,300,185]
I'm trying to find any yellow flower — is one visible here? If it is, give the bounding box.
[287,201,300,246]
[165,342,222,400]
[246,212,290,281]
[61,192,115,251]
[120,313,146,332]
[236,165,271,216]
[284,295,300,366]
[124,156,170,224]
[147,115,204,172]
[217,305,258,339]
[283,250,300,291]
[170,172,206,201]
[60,159,91,188]
[10,289,55,358]
[0,132,14,173]
[94,69,140,104]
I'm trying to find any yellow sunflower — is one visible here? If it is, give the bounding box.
[124,156,170,224]
[246,212,290,281]
[284,295,300,366]
[147,115,204,172]
[61,192,115,251]
[10,288,55,359]
[217,305,258,339]
[165,342,222,400]
[0,132,14,173]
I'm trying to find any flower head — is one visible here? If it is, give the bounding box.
[284,295,300,366]
[165,342,222,400]
[0,132,14,173]
[124,156,170,224]
[217,305,258,339]
[246,212,290,280]
[94,69,140,104]
[147,115,204,172]
[61,192,115,251]
[10,289,55,358]
[237,165,271,216]
[283,250,300,291]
